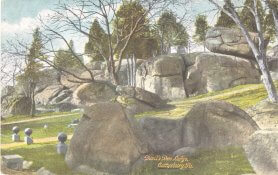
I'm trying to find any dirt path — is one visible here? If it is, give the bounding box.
[1,135,73,149]
[1,113,79,126]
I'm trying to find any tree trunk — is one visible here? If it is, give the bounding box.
[272,9,278,40]
[132,54,137,87]
[208,0,278,102]
[257,57,278,102]
[30,83,36,117]
[127,56,131,86]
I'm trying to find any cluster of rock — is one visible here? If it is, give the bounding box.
[136,52,260,100]
[65,100,260,174]
[135,27,273,100]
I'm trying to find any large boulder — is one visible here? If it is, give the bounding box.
[205,27,267,59]
[136,53,260,100]
[182,101,259,149]
[247,100,278,129]
[139,117,183,153]
[35,85,65,105]
[72,82,116,106]
[116,86,167,117]
[65,102,149,174]
[116,86,166,108]
[244,129,278,175]
[267,45,278,73]
[185,53,260,95]
[35,69,60,93]
[136,54,187,100]
[10,97,32,115]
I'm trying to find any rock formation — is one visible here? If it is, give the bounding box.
[205,27,267,59]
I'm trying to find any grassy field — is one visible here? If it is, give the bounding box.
[1,142,85,175]
[1,113,81,144]
[1,143,254,175]
[2,111,76,124]
[135,81,278,119]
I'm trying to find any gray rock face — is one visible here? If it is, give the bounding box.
[2,155,23,171]
[244,129,278,175]
[247,100,278,129]
[35,69,60,93]
[182,101,259,149]
[139,117,183,153]
[136,53,260,99]
[65,102,149,175]
[205,27,266,59]
[138,101,259,152]
[136,54,188,100]
[116,86,166,108]
[72,82,116,106]
[35,85,65,105]
[37,167,56,175]
[10,97,32,115]
[185,53,260,95]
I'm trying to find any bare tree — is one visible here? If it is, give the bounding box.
[208,0,278,103]
[264,0,278,39]
[37,0,190,85]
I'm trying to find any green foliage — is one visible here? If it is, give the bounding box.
[156,11,189,54]
[194,15,209,44]
[240,0,266,33]
[215,0,236,28]
[54,40,84,71]
[16,28,45,96]
[113,1,157,59]
[84,19,108,61]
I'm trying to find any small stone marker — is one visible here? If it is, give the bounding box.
[2,155,23,170]
[57,132,68,155]
[67,119,79,128]
[72,118,80,124]
[24,128,33,145]
[12,126,20,142]
[44,124,48,129]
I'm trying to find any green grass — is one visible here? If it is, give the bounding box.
[1,143,254,175]
[1,113,82,144]
[132,147,254,175]
[1,142,84,175]
[135,81,278,119]
[2,111,76,124]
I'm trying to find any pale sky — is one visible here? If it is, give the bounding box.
[1,0,225,53]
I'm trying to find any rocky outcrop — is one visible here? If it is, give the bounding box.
[65,102,149,175]
[116,86,167,117]
[116,86,166,108]
[35,69,60,93]
[205,27,267,59]
[136,54,188,100]
[10,97,32,115]
[139,117,183,153]
[72,82,116,106]
[136,53,260,99]
[182,101,259,149]
[186,53,260,95]
[35,85,65,105]
[139,101,259,153]
[244,129,278,175]
[247,100,278,129]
